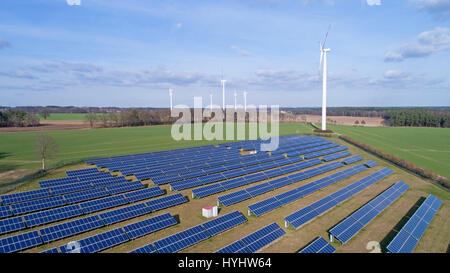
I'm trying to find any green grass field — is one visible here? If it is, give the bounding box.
[38,113,86,120]
[326,124,450,178]
[0,123,313,184]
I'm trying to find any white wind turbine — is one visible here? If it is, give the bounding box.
[169,88,173,111]
[243,91,247,111]
[210,93,213,112]
[319,26,331,131]
[221,79,227,110]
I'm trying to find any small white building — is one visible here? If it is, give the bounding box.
[202,206,218,218]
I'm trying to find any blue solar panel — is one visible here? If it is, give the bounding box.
[123,187,165,203]
[201,210,247,236]
[90,176,128,187]
[50,181,93,195]
[192,183,226,198]
[239,223,285,253]
[11,195,66,215]
[59,227,128,253]
[285,168,393,229]
[129,244,158,253]
[64,187,110,204]
[41,247,59,253]
[123,213,177,239]
[0,230,42,253]
[299,237,336,253]
[0,216,26,235]
[66,168,99,177]
[215,240,251,253]
[303,146,348,159]
[0,206,12,219]
[40,215,104,243]
[145,193,188,212]
[106,181,145,195]
[218,190,252,206]
[24,204,84,227]
[0,188,52,205]
[79,195,128,214]
[342,155,363,165]
[39,177,79,188]
[364,160,378,168]
[386,194,442,253]
[99,203,151,225]
[322,151,352,162]
[153,224,210,253]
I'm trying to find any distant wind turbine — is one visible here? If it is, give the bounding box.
[210,93,213,112]
[318,25,331,131]
[221,79,227,110]
[243,91,247,112]
[169,88,173,111]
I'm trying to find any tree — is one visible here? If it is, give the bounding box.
[85,113,97,128]
[361,120,366,125]
[40,109,50,120]
[99,114,109,128]
[35,134,58,170]
[354,120,360,125]
[108,112,119,127]
[25,113,40,127]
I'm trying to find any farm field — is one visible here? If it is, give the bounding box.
[0,123,312,191]
[37,113,87,120]
[325,124,450,179]
[1,134,447,254]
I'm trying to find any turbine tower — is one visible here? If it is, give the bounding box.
[169,88,173,111]
[221,80,227,110]
[210,93,213,112]
[234,90,237,110]
[243,91,247,112]
[319,26,331,131]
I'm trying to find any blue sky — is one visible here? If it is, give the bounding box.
[0,0,449,107]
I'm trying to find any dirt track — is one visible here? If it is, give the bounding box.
[0,120,90,132]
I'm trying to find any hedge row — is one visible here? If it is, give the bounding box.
[339,135,450,189]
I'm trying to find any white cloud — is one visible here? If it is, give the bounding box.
[66,0,81,6]
[176,23,182,29]
[410,0,450,20]
[230,45,252,57]
[366,0,381,6]
[384,27,450,62]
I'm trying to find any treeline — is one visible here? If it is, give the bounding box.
[85,109,174,128]
[340,135,449,189]
[0,110,40,127]
[284,107,388,117]
[384,109,450,128]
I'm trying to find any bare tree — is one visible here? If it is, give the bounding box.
[99,114,109,128]
[35,134,58,170]
[40,109,50,120]
[85,113,97,128]
[108,112,119,127]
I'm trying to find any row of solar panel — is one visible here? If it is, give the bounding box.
[170,155,306,191]
[130,210,247,253]
[218,161,347,207]
[39,171,114,188]
[270,139,331,155]
[285,168,394,229]
[298,237,336,253]
[285,143,340,157]
[303,146,349,159]
[0,193,191,253]
[386,194,442,253]
[192,158,324,199]
[0,187,171,235]
[329,181,409,244]
[248,164,369,217]
[215,222,286,253]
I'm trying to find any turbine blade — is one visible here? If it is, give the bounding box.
[319,51,324,75]
[322,24,331,49]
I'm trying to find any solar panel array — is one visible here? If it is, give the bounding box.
[215,223,285,253]
[364,160,378,168]
[122,213,178,239]
[329,181,409,244]
[248,164,369,216]
[66,168,100,177]
[322,151,352,162]
[0,216,26,235]
[59,227,129,253]
[386,194,442,253]
[342,155,363,165]
[40,215,104,243]
[99,203,151,225]
[285,168,393,229]
[298,237,336,253]
[24,204,84,227]
[218,161,345,207]
[0,188,52,205]
[285,143,340,157]
[192,158,323,199]
[145,193,188,212]
[0,230,42,253]
[130,211,247,253]
[303,146,349,159]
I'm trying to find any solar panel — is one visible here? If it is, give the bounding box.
[153,224,210,253]
[50,181,93,195]
[66,168,99,177]
[129,243,158,253]
[11,195,67,215]
[0,188,52,205]
[39,177,79,188]
[215,240,251,253]
[123,187,165,203]
[90,176,128,187]
[0,230,42,253]
[145,193,188,212]
[0,206,12,219]
[342,155,363,165]
[386,194,442,253]
[0,216,26,235]
[59,227,129,253]
[40,215,104,243]
[218,190,252,207]
[364,160,378,168]
[329,181,409,244]
[41,247,59,253]
[106,181,145,195]
[298,237,336,253]
[201,210,247,236]
[123,213,177,239]
[79,195,128,214]
[303,146,348,159]
[64,188,110,204]
[99,203,151,225]
[285,168,393,229]
[24,204,84,227]
[192,183,226,198]
[322,151,352,162]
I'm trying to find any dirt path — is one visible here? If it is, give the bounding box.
[0,120,91,132]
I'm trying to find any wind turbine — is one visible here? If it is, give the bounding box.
[234,90,237,110]
[319,25,331,131]
[210,93,213,112]
[243,91,247,112]
[221,79,227,110]
[169,88,173,111]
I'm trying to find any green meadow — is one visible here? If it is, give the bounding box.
[37,113,87,120]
